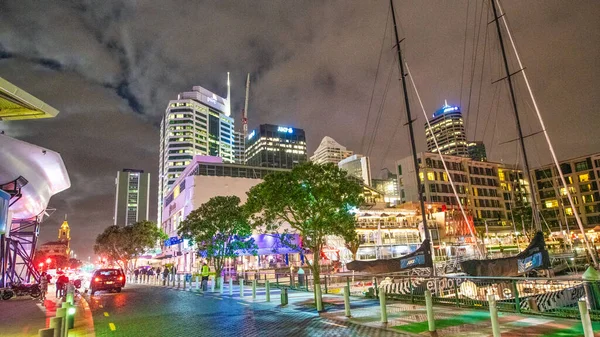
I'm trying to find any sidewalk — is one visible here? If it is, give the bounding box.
[157,281,600,337]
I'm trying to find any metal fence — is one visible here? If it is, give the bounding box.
[246,270,600,321]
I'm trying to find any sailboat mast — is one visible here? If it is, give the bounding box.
[389,0,430,241]
[490,0,541,231]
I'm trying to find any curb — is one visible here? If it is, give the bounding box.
[72,295,96,337]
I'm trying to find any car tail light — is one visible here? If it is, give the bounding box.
[118,276,123,281]
[94,277,101,282]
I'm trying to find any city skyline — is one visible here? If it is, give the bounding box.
[1,0,599,258]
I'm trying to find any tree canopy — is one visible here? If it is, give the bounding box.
[246,162,363,289]
[178,195,256,282]
[94,220,165,272]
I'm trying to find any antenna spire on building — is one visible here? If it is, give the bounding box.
[225,72,231,116]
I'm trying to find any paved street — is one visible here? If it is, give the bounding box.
[85,283,404,337]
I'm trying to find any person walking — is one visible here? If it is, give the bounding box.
[201,262,210,291]
[39,272,49,304]
[134,269,140,283]
[156,267,161,280]
[162,266,169,285]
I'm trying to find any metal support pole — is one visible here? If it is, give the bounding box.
[379,288,387,324]
[229,278,233,296]
[265,280,271,302]
[240,279,245,298]
[252,280,257,300]
[487,294,501,337]
[425,290,436,332]
[324,275,328,294]
[50,317,62,337]
[343,285,351,317]
[511,280,521,313]
[578,300,594,337]
[281,288,288,306]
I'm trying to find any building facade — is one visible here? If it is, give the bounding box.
[233,130,246,165]
[397,152,530,227]
[310,136,353,165]
[425,102,468,157]
[467,141,487,162]
[160,156,292,274]
[533,153,600,229]
[338,154,371,186]
[158,82,234,223]
[114,169,150,226]
[245,124,307,169]
[371,168,401,205]
[39,217,70,258]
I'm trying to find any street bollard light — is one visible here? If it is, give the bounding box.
[183,275,186,291]
[252,280,257,300]
[229,278,233,296]
[50,316,63,337]
[578,300,594,337]
[379,288,387,324]
[280,288,288,306]
[425,290,436,333]
[487,294,501,337]
[265,280,271,302]
[55,308,67,337]
[343,285,351,317]
[177,275,181,289]
[240,279,245,298]
[66,306,76,330]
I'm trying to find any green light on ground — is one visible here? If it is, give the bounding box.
[67,307,76,315]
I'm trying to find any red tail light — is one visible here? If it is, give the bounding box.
[118,276,123,281]
[94,277,101,282]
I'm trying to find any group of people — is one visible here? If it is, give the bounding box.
[36,271,70,306]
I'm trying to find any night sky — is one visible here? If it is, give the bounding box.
[1,1,599,259]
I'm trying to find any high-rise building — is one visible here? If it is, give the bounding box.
[114,169,150,226]
[233,130,246,165]
[371,168,401,205]
[245,124,307,169]
[425,102,468,157]
[338,154,371,186]
[158,78,234,222]
[532,153,600,229]
[310,136,353,165]
[468,141,487,162]
[396,152,530,226]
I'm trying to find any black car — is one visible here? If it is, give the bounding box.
[90,269,125,295]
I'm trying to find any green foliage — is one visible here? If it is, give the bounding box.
[178,196,257,280]
[94,221,165,272]
[343,232,361,261]
[246,162,363,282]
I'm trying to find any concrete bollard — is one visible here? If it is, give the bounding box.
[55,308,66,337]
[196,276,200,291]
[183,275,186,291]
[50,317,62,337]
[281,288,288,306]
[252,280,257,300]
[379,288,387,324]
[229,278,233,296]
[343,285,351,317]
[240,279,245,298]
[487,294,501,337]
[212,277,216,292]
[315,286,324,312]
[425,290,436,333]
[578,300,594,337]
[265,280,271,302]
[38,328,54,337]
[177,275,181,289]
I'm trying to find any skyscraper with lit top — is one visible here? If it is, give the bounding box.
[425,101,468,157]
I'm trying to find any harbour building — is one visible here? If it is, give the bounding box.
[245,124,307,169]
[158,78,234,223]
[310,136,353,165]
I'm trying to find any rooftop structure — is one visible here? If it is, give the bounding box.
[0,77,58,120]
[310,136,353,165]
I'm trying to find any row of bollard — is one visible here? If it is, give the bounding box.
[38,289,76,337]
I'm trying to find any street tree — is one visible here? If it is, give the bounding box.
[94,221,165,272]
[343,232,362,261]
[246,162,363,310]
[178,196,257,287]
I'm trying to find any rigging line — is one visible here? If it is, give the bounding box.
[459,0,471,113]
[406,63,484,258]
[359,3,391,155]
[465,0,485,130]
[480,81,500,141]
[472,8,490,140]
[366,59,395,157]
[484,85,501,158]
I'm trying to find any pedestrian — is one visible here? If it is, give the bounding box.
[141,268,147,282]
[39,272,49,304]
[163,266,169,284]
[156,267,161,280]
[134,268,140,282]
[201,262,210,291]
[56,274,69,298]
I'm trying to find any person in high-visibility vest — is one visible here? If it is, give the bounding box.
[201,262,210,291]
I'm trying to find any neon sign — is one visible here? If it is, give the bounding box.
[248,130,255,140]
[277,126,293,133]
[443,106,459,113]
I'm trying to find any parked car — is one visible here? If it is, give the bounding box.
[90,269,125,295]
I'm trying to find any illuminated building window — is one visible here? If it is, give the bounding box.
[419,172,424,182]
[565,207,574,216]
[579,173,590,182]
[545,200,559,209]
[427,172,435,181]
[442,172,448,181]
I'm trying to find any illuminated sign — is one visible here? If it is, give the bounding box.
[443,106,459,113]
[248,130,255,140]
[277,126,293,133]
[164,237,184,247]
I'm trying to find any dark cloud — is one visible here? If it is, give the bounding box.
[0,0,598,258]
